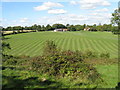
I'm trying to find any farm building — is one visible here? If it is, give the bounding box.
[54,29,68,32]
[84,27,91,31]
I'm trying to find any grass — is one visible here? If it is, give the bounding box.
[3,31,118,88]
[2,64,118,88]
[95,64,118,88]
[5,31,118,58]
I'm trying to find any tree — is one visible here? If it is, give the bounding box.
[46,24,52,31]
[37,25,41,31]
[68,25,76,31]
[31,24,38,31]
[52,24,66,29]
[66,24,70,27]
[102,24,112,32]
[41,25,45,31]
[83,24,86,28]
[111,7,120,34]
[74,25,83,31]
[12,26,24,33]
[96,25,103,31]
[111,8,120,26]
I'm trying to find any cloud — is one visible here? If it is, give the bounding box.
[41,13,111,25]
[70,1,77,5]
[34,2,63,11]
[19,18,28,23]
[37,14,88,25]
[48,9,67,14]
[87,12,112,24]
[93,8,109,12]
[70,0,111,9]
[3,12,112,27]
[80,0,111,9]
[48,13,111,25]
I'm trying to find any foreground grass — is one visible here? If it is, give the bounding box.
[95,64,118,88]
[2,64,118,88]
[5,31,118,58]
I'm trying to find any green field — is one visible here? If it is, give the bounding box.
[3,31,118,88]
[5,31,118,58]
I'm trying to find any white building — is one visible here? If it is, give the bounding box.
[54,29,68,32]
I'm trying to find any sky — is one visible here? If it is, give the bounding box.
[1,0,119,27]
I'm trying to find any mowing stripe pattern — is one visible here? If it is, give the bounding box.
[5,31,118,58]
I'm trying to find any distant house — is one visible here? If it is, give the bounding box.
[54,29,68,32]
[63,29,68,32]
[84,27,91,31]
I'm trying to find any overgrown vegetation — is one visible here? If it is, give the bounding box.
[2,40,118,88]
[30,41,102,82]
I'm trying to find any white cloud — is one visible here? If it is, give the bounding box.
[43,12,112,25]
[3,12,112,27]
[70,1,77,5]
[34,2,63,11]
[34,5,49,11]
[19,18,28,23]
[94,8,109,12]
[38,14,88,25]
[87,12,112,24]
[70,0,111,9]
[80,0,111,9]
[48,9,67,14]
[102,0,111,6]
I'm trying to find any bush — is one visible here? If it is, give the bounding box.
[29,41,102,84]
[43,41,60,56]
[83,50,98,58]
[4,59,17,65]
[100,52,110,58]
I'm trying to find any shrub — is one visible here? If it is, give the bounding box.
[29,41,102,84]
[4,59,17,65]
[100,52,110,58]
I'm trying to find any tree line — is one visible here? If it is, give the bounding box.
[2,23,118,32]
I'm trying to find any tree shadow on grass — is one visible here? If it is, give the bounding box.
[115,82,120,90]
[2,75,62,89]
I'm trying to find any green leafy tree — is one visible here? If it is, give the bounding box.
[41,25,45,31]
[37,25,41,31]
[96,25,103,31]
[83,24,86,28]
[46,24,52,31]
[111,8,120,26]
[111,7,120,34]
[13,26,24,33]
[66,24,70,27]
[68,25,76,31]
[52,24,66,29]
[31,24,38,31]
[74,25,84,31]
[102,24,112,32]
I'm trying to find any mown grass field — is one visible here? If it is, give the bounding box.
[5,31,118,58]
